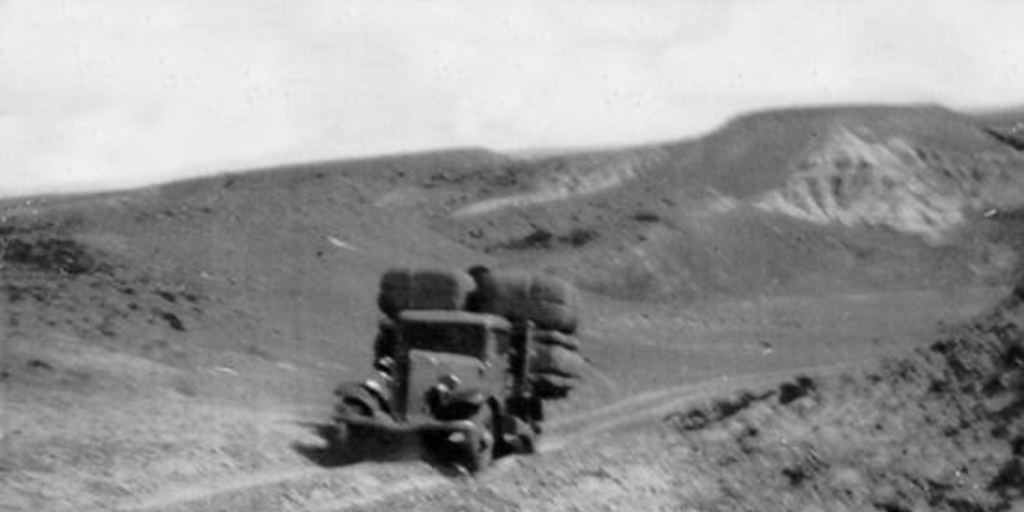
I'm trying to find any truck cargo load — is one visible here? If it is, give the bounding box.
[377,267,477,319]
[529,330,585,399]
[337,265,586,472]
[531,343,586,378]
[530,373,577,400]
[468,267,581,334]
[534,329,582,352]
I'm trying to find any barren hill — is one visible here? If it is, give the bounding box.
[3,104,1024,511]
[438,105,1024,301]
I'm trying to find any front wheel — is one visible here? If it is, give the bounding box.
[462,406,495,473]
[499,417,538,456]
[516,422,538,454]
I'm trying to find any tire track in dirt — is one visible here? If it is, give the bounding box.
[541,361,854,452]
[109,361,853,512]
[115,462,449,512]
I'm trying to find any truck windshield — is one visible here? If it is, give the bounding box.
[403,322,490,360]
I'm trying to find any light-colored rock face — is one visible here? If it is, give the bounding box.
[755,127,1024,242]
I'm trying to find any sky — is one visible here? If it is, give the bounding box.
[2,0,1023,198]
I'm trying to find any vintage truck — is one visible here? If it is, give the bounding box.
[333,267,583,472]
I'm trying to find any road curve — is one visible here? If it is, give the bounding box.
[108,361,852,512]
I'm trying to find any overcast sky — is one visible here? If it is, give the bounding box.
[2,0,1022,197]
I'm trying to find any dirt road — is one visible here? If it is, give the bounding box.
[109,362,852,512]
[3,287,1001,512]
[310,310,1024,512]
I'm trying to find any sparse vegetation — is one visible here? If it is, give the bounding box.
[510,227,555,249]
[2,237,108,276]
[632,211,661,223]
[659,312,1024,512]
[777,375,816,404]
[158,310,186,331]
[562,228,598,247]
[494,226,599,251]
[986,127,1024,152]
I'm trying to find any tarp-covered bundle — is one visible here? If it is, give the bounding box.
[468,267,580,334]
[530,329,585,399]
[377,267,477,319]
[531,343,585,378]
[534,329,582,352]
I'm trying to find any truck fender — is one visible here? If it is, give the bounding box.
[451,389,487,407]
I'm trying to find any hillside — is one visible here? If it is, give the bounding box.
[2,103,1024,511]
[437,105,1024,301]
[346,281,1024,512]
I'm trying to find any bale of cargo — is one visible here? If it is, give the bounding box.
[531,373,577,400]
[530,343,586,378]
[534,329,581,352]
[467,267,581,334]
[377,267,476,319]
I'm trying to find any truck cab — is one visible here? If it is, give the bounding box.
[391,310,512,422]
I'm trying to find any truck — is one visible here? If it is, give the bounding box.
[332,266,583,472]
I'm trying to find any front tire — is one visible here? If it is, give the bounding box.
[516,423,538,454]
[463,406,495,473]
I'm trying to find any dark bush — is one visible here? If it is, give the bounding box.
[986,128,1024,151]
[2,237,105,276]
[559,228,598,247]
[781,466,809,487]
[501,228,554,250]
[499,227,598,250]
[632,211,661,223]
[158,311,186,332]
[779,375,817,404]
[988,459,1024,497]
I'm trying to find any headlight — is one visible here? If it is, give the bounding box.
[438,373,461,391]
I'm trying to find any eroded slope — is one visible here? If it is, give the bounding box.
[435,106,1024,301]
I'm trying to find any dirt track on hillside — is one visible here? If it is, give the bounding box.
[323,308,1024,512]
[121,309,1024,512]
[102,362,853,512]
[1,287,1003,512]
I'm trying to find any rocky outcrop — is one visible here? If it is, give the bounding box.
[756,127,1024,242]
